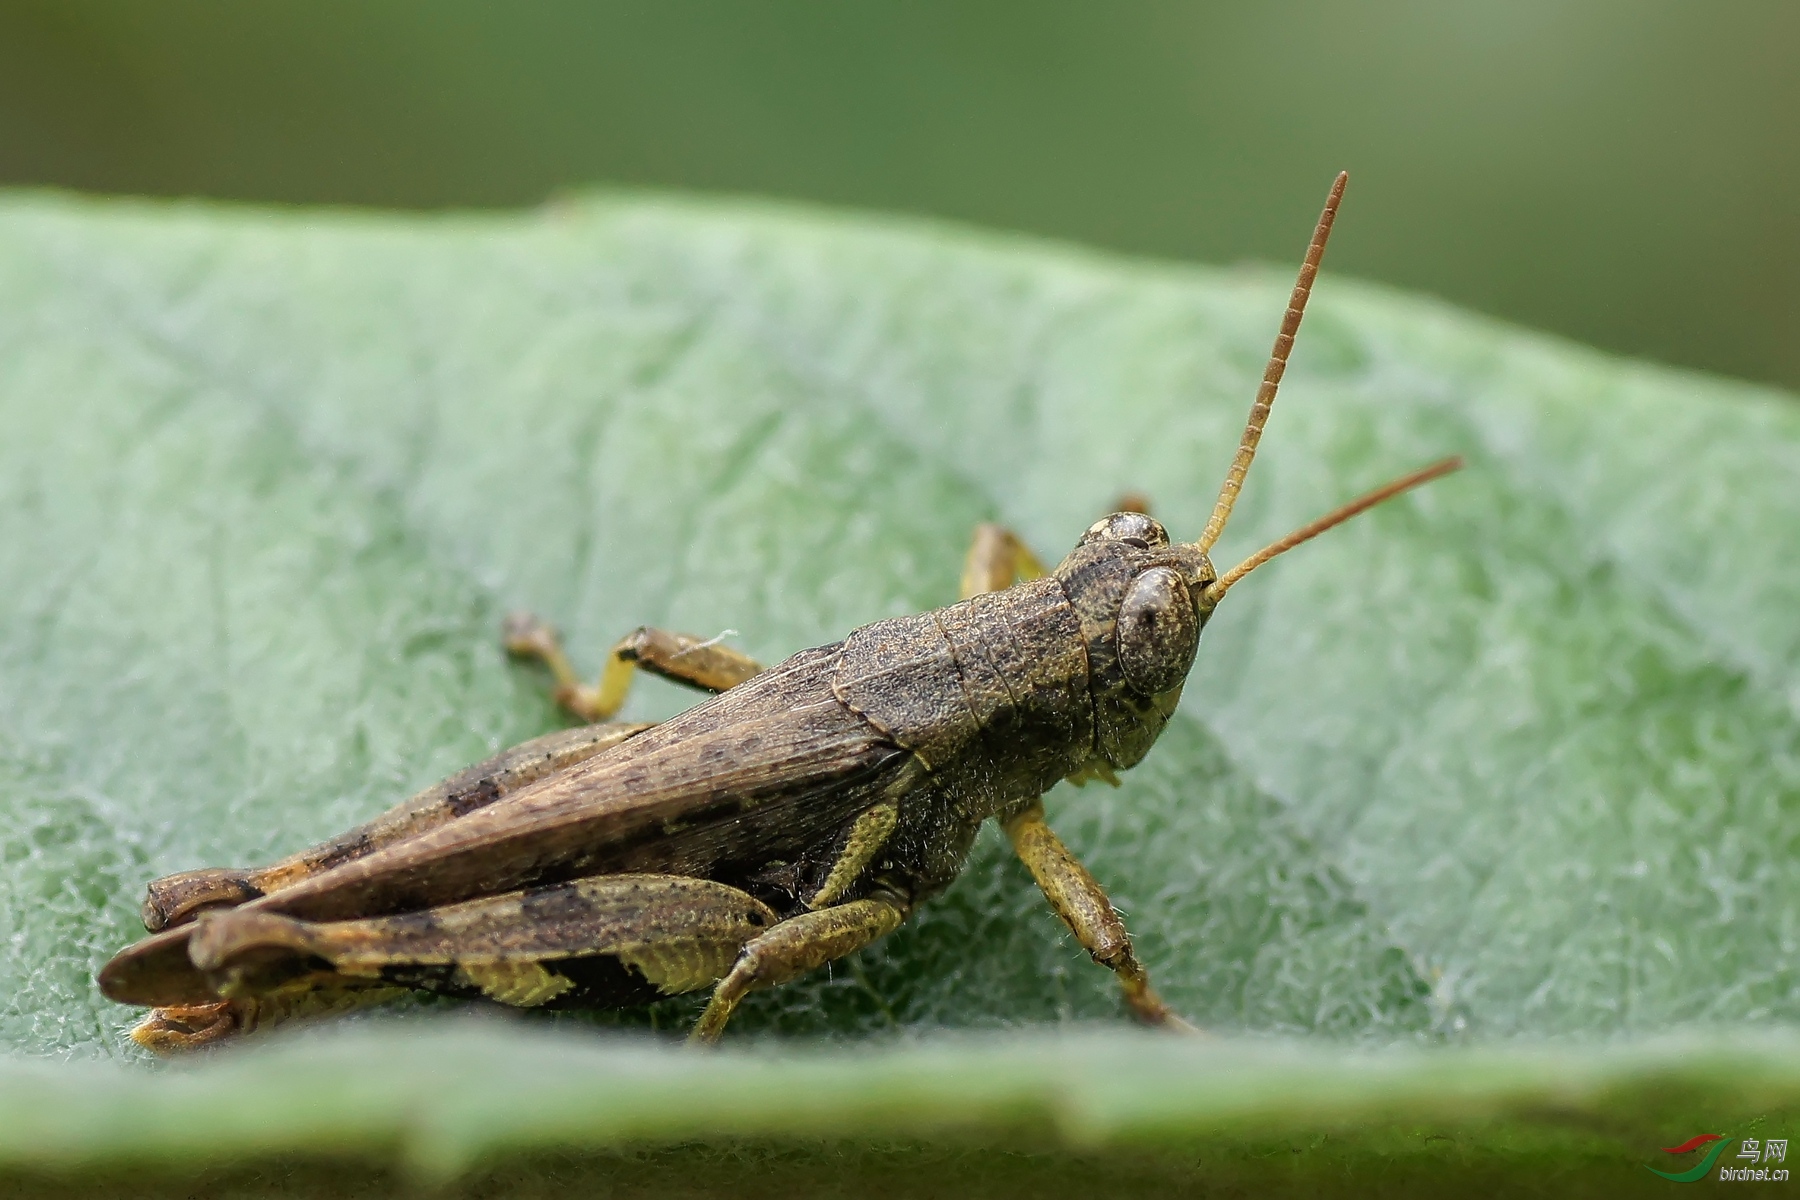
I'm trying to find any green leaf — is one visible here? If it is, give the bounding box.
[1,190,1797,1194]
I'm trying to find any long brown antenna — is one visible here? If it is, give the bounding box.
[1199,456,1462,611]
[1194,171,1348,553]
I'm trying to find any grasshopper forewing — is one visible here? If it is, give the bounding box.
[98,172,1461,1050]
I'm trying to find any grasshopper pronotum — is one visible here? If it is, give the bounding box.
[98,173,1459,1050]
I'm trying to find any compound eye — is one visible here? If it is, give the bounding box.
[1079,512,1170,549]
[1116,567,1199,695]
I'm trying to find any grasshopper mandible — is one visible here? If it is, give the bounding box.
[97,172,1459,1050]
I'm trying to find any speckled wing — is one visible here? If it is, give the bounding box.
[251,644,910,921]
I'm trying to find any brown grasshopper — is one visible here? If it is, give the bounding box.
[97,172,1459,1051]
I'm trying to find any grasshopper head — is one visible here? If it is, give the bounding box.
[1076,512,1216,700]
[1054,513,1218,774]
[1058,449,1457,776]
[1057,171,1460,778]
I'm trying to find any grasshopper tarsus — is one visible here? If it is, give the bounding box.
[99,173,1461,1049]
[128,1000,238,1053]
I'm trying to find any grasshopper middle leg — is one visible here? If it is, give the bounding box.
[690,889,910,1044]
[504,612,763,722]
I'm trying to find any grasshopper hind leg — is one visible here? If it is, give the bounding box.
[173,874,779,1046]
[960,525,1046,599]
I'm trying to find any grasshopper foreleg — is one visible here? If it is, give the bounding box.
[1003,801,1195,1032]
[689,889,910,1044]
[504,612,764,722]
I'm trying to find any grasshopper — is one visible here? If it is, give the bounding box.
[97,172,1459,1051]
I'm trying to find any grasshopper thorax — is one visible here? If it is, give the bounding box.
[1076,512,1219,694]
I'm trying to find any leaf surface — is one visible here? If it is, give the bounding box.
[0,191,1796,1191]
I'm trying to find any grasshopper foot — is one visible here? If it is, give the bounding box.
[129,976,409,1053]
[129,1001,240,1053]
[1120,979,1202,1035]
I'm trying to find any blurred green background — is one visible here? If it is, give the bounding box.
[1,0,1795,391]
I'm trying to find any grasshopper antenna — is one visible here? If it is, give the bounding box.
[1198,455,1462,612]
[1194,170,1348,554]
